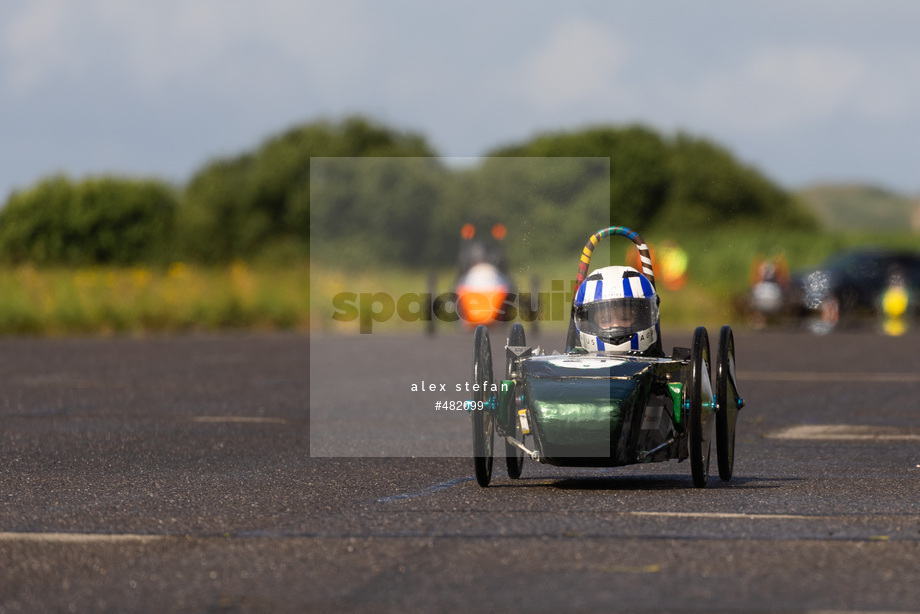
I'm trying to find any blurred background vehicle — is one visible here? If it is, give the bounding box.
[428,223,540,334]
[789,248,920,333]
[454,222,514,328]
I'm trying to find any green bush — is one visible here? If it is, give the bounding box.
[0,175,177,265]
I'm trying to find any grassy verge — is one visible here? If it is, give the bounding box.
[0,262,309,335]
[1,228,914,336]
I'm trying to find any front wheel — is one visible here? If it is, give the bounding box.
[688,326,714,488]
[716,326,741,481]
[471,325,495,487]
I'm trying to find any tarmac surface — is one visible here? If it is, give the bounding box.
[2,327,920,613]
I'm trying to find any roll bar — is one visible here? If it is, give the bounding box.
[574,226,655,292]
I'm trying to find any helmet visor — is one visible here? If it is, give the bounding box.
[575,297,658,342]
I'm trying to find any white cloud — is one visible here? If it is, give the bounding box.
[1,0,373,97]
[518,18,628,112]
[690,45,868,132]
[847,54,920,120]
[2,0,86,94]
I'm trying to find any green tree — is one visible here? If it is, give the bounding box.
[484,125,817,241]
[657,133,817,230]
[488,125,672,231]
[179,116,438,263]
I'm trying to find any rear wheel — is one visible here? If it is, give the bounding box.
[505,323,526,479]
[472,325,495,487]
[688,326,714,488]
[716,326,740,481]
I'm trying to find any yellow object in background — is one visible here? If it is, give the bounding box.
[880,285,909,336]
[881,286,909,319]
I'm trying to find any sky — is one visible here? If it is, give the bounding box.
[2,0,920,202]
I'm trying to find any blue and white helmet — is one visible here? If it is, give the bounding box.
[573,266,660,353]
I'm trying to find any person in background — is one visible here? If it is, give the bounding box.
[748,249,790,329]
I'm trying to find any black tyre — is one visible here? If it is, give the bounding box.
[716,326,740,481]
[472,325,495,487]
[527,276,540,334]
[505,323,526,479]
[425,269,437,336]
[688,326,715,488]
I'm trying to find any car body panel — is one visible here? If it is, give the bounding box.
[518,353,691,467]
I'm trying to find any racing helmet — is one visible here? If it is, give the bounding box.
[573,266,660,353]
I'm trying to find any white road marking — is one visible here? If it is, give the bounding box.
[769,425,920,441]
[739,371,920,383]
[193,416,288,424]
[632,511,820,520]
[0,532,166,543]
[630,511,917,522]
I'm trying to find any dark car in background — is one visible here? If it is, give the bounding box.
[791,247,920,331]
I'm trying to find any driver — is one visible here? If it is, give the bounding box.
[593,300,636,330]
[573,266,663,355]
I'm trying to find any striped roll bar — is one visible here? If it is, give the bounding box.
[575,226,655,291]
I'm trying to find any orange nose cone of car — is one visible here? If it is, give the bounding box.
[457,286,508,327]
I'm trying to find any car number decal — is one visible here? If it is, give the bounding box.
[545,357,626,369]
